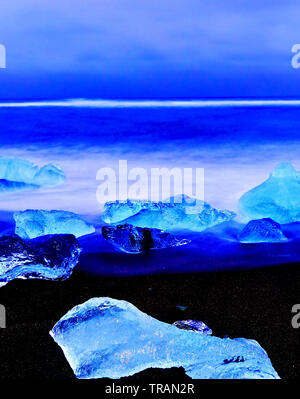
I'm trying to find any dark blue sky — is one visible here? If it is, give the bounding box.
[0,0,300,99]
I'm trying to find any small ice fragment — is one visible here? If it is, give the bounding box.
[176,305,187,311]
[0,234,81,287]
[14,210,95,239]
[0,156,65,189]
[173,320,212,335]
[239,218,287,243]
[102,224,190,253]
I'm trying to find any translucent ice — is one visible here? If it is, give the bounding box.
[0,156,65,190]
[0,234,81,287]
[102,224,189,253]
[102,195,235,232]
[239,162,300,224]
[50,297,279,379]
[14,210,95,239]
[173,320,212,335]
[239,218,287,243]
[102,199,148,224]
[0,180,37,192]
[31,163,65,187]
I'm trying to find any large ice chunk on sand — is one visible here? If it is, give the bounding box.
[0,156,65,190]
[102,195,235,232]
[239,218,287,243]
[239,162,300,224]
[0,234,81,287]
[14,210,95,239]
[102,224,189,253]
[50,297,279,379]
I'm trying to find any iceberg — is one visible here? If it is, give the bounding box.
[0,234,81,287]
[102,224,189,253]
[173,320,212,335]
[102,195,235,232]
[50,297,279,379]
[239,162,300,224]
[0,156,65,191]
[239,218,287,243]
[14,210,95,239]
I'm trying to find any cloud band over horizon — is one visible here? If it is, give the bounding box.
[0,0,300,99]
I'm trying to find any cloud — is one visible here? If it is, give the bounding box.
[0,0,300,97]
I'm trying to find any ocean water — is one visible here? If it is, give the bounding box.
[1,100,300,275]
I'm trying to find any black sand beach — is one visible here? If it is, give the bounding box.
[0,262,299,381]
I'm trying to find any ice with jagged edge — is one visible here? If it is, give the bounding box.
[239,162,300,224]
[102,224,190,253]
[50,297,279,379]
[14,210,95,239]
[239,218,287,243]
[102,195,235,232]
[0,234,81,287]
[0,156,65,191]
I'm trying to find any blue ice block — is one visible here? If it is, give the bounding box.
[102,195,235,232]
[50,297,279,379]
[102,223,190,253]
[0,234,81,287]
[0,156,65,191]
[239,218,287,243]
[14,210,95,239]
[239,162,300,224]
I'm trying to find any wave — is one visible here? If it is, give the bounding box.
[1,99,300,108]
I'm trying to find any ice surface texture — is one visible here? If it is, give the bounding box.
[173,320,212,335]
[14,210,95,239]
[102,195,235,232]
[102,224,190,253]
[0,156,65,190]
[50,297,279,379]
[239,218,287,243]
[239,162,300,224]
[0,234,81,287]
